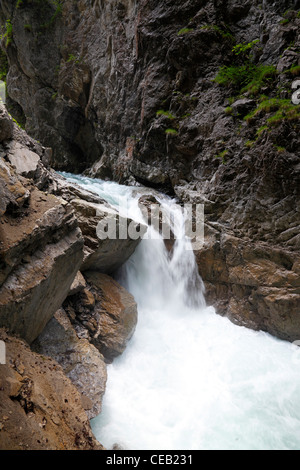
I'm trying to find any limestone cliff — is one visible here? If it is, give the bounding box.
[1,0,298,341]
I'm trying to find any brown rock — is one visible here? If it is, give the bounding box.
[0,105,13,142]
[195,228,300,342]
[0,329,103,450]
[65,272,138,362]
[0,185,84,344]
[32,309,107,420]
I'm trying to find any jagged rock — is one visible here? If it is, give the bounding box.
[68,271,86,296]
[6,141,41,178]
[0,158,30,217]
[70,197,147,273]
[1,0,299,343]
[0,105,13,142]
[0,329,103,450]
[0,178,84,343]
[32,309,107,420]
[196,228,300,342]
[64,272,138,363]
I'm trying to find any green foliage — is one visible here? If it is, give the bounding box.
[156,109,176,120]
[16,0,24,8]
[214,64,250,87]
[4,19,13,47]
[232,39,259,57]
[241,65,277,95]
[214,64,277,96]
[165,128,178,135]
[256,125,269,136]
[24,24,32,32]
[178,28,194,36]
[214,150,228,164]
[280,18,289,25]
[244,97,300,136]
[0,50,8,82]
[224,106,233,115]
[289,65,300,76]
[11,116,25,130]
[39,0,63,29]
[200,24,234,41]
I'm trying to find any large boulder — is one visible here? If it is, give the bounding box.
[0,329,103,450]
[32,309,107,420]
[0,172,84,343]
[64,272,138,362]
[70,197,147,274]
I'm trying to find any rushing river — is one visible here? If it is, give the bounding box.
[62,172,300,451]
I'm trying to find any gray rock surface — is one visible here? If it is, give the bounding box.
[0,0,299,341]
[32,308,107,420]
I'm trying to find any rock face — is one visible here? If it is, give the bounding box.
[70,196,147,274]
[0,176,84,343]
[64,272,138,362]
[196,227,300,342]
[0,329,103,450]
[32,309,107,420]
[0,1,299,340]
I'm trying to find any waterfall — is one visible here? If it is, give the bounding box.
[62,173,300,451]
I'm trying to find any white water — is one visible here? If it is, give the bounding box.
[62,173,300,450]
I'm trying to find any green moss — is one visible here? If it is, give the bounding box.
[165,128,178,135]
[280,18,290,25]
[214,150,228,164]
[289,65,300,76]
[156,110,176,120]
[256,125,269,136]
[245,97,299,123]
[4,19,13,47]
[178,28,194,36]
[245,140,256,148]
[0,50,8,82]
[224,106,233,115]
[24,24,32,32]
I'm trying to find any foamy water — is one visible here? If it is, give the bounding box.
[62,172,300,450]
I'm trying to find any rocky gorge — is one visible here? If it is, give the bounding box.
[0,0,299,451]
